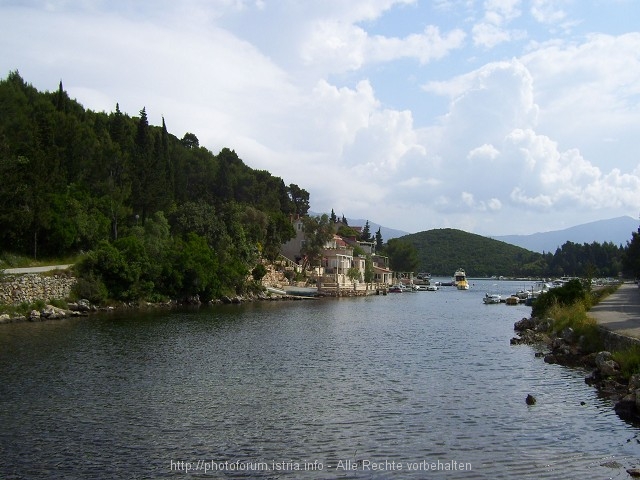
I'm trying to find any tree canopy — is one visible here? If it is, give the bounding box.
[0,71,307,301]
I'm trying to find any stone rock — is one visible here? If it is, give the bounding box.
[535,318,553,332]
[614,397,638,421]
[628,374,640,392]
[0,313,10,323]
[628,468,640,477]
[552,337,566,350]
[560,326,575,342]
[74,299,92,311]
[599,360,620,376]
[595,351,620,376]
[29,309,41,321]
[514,317,535,331]
[526,394,536,405]
[41,305,68,319]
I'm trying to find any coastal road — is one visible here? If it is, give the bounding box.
[3,265,72,274]
[590,282,640,339]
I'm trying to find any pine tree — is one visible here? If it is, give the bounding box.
[375,227,383,250]
[361,220,372,242]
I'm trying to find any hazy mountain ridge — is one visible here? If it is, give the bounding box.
[310,213,410,242]
[492,216,638,253]
[335,215,637,253]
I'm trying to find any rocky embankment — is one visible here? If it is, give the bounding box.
[0,299,94,324]
[510,316,640,425]
[0,272,89,324]
[0,266,309,325]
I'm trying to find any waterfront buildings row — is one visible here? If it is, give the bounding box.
[279,215,394,294]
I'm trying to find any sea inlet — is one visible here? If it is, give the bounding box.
[1,279,639,478]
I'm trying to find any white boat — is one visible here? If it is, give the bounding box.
[483,293,502,304]
[425,285,438,291]
[454,268,469,290]
[389,284,412,293]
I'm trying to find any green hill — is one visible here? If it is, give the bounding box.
[399,228,546,278]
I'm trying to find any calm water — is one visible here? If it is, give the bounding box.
[1,279,639,479]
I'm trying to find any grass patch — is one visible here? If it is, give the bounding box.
[0,252,85,269]
[547,301,604,353]
[612,345,640,379]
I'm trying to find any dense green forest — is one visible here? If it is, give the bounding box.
[399,228,631,278]
[0,71,308,302]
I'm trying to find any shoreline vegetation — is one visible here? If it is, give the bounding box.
[0,265,314,324]
[510,280,640,427]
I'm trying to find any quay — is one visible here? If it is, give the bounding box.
[590,282,640,349]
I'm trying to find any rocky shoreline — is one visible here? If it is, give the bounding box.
[0,288,318,325]
[510,315,640,426]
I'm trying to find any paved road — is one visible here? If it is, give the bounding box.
[3,264,72,274]
[590,282,640,339]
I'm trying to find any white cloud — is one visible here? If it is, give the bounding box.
[2,0,640,236]
[468,144,500,161]
[301,22,466,72]
[530,0,567,24]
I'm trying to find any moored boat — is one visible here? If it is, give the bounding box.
[454,268,469,290]
[505,295,520,305]
[483,293,502,304]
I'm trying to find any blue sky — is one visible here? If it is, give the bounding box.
[2,0,640,236]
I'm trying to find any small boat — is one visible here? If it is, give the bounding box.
[266,286,287,296]
[389,284,405,293]
[505,296,520,305]
[454,268,469,290]
[285,286,318,297]
[483,293,502,304]
[425,285,438,291]
[514,290,532,301]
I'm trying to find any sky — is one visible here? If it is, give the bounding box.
[2,0,640,236]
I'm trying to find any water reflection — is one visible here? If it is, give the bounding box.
[0,280,638,478]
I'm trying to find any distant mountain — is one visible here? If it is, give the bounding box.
[493,216,638,253]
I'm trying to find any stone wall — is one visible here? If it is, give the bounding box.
[599,327,640,351]
[0,273,76,305]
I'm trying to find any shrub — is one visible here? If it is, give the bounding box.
[251,263,268,282]
[546,301,603,353]
[531,279,587,318]
[71,275,108,304]
[48,298,68,309]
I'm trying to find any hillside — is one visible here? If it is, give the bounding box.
[400,229,544,277]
